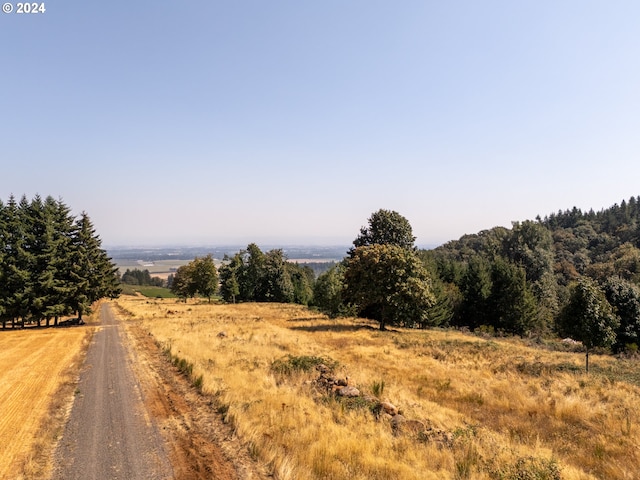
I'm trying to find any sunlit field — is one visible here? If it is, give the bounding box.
[0,324,91,479]
[116,295,640,480]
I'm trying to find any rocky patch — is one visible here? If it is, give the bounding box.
[313,363,453,448]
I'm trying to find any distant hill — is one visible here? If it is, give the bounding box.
[424,196,640,346]
[433,196,640,287]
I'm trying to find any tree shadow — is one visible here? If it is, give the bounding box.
[288,323,381,333]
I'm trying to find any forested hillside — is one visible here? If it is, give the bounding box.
[425,196,640,353]
[0,195,120,328]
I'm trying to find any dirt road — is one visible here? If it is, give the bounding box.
[52,302,267,480]
[51,303,173,480]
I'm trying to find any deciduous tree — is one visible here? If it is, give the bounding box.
[557,279,619,372]
[349,209,416,255]
[344,244,435,330]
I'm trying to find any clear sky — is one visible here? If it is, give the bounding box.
[2,1,640,248]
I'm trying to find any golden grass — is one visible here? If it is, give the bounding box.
[116,296,640,480]
[0,322,92,479]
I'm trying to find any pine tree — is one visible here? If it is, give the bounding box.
[68,212,120,321]
[0,196,31,327]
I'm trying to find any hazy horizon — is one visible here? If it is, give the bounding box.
[4,2,640,247]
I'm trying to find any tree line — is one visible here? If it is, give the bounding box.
[164,199,640,369]
[170,248,315,305]
[418,196,640,370]
[121,268,165,287]
[0,195,120,328]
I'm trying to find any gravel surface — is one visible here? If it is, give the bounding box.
[51,303,173,480]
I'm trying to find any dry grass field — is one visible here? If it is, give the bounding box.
[116,295,640,480]
[0,323,92,479]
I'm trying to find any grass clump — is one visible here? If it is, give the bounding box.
[491,456,561,480]
[117,296,640,480]
[371,379,385,398]
[270,354,336,376]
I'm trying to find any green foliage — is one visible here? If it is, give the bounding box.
[170,263,197,300]
[121,268,164,287]
[371,379,385,397]
[350,209,416,254]
[170,255,219,302]
[557,279,619,371]
[191,255,219,302]
[0,195,120,327]
[344,244,435,330]
[428,195,640,338]
[602,277,640,353]
[288,263,314,305]
[262,249,295,303]
[313,263,350,317]
[134,286,177,298]
[458,256,492,329]
[488,257,538,335]
[219,244,314,306]
[270,355,336,376]
[558,279,619,350]
[218,253,242,303]
[491,456,561,480]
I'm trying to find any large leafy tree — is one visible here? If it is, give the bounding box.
[190,255,218,302]
[344,244,435,330]
[170,263,197,301]
[557,279,620,372]
[350,209,416,255]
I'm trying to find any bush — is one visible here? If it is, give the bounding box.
[270,355,337,376]
[492,456,561,480]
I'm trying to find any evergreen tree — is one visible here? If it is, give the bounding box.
[0,196,31,327]
[458,256,492,329]
[602,277,640,353]
[488,257,538,335]
[68,212,120,321]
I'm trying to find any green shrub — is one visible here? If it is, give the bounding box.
[270,355,337,376]
[492,456,561,480]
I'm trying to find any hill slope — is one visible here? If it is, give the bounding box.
[117,296,640,480]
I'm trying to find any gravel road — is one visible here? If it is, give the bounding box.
[51,303,173,480]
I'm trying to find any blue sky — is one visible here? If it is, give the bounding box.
[2,2,640,247]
